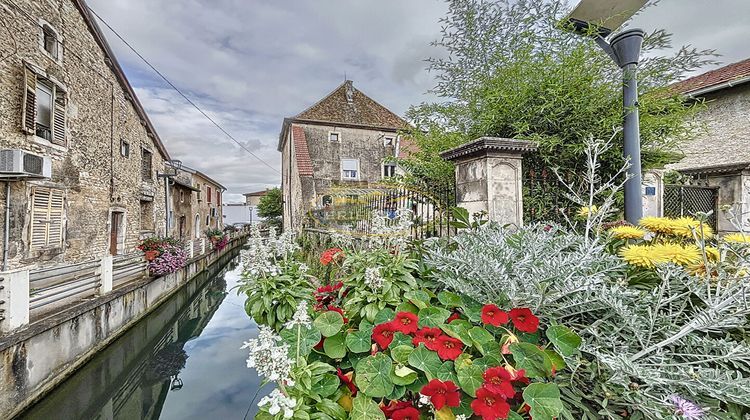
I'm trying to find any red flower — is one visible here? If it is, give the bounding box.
[372,322,396,349]
[471,387,511,420]
[314,337,325,350]
[320,248,344,266]
[509,308,539,333]
[144,250,160,261]
[412,327,443,350]
[314,281,344,309]
[420,379,461,410]
[482,367,515,398]
[481,304,509,327]
[446,312,461,323]
[391,407,421,420]
[435,336,463,360]
[336,368,357,396]
[381,401,413,417]
[393,312,419,334]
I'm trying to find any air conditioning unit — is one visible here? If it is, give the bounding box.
[0,150,52,179]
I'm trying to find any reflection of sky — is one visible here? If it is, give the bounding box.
[159,262,272,420]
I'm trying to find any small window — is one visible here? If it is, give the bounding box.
[341,158,359,180]
[207,186,212,203]
[196,183,202,201]
[205,215,210,226]
[383,163,397,178]
[120,140,130,157]
[180,190,185,203]
[322,195,333,207]
[140,200,154,231]
[329,132,340,142]
[41,24,60,60]
[383,136,395,147]
[35,81,53,141]
[141,149,153,181]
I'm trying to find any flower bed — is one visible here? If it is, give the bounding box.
[206,228,230,252]
[138,236,187,275]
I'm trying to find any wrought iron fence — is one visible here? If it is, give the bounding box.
[523,162,583,224]
[663,184,718,230]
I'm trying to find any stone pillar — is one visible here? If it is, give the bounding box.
[441,137,537,226]
[0,269,30,332]
[98,255,113,295]
[642,170,664,218]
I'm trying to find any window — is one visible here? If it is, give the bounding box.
[207,186,212,203]
[196,183,202,201]
[120,139,130,157]
[329,132,340,142]
[383,136,395,147]
[42,25,59,58]
[30,187,64,249]
[141,149,152,181]
[341,159,359,180]
[205,215,210,226]
[23,65,67,146]
[383,163,397,178]
[322,195,332,207]
[216,190,220,205]
[140,200,154,231]
[180,190,185,203]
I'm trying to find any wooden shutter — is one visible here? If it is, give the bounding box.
[51,88,66,146]
[22,66,37,134]
[30,187,65,249]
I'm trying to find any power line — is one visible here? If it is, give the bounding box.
[87,7,281,175]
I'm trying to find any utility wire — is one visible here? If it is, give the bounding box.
[87,7,281,175]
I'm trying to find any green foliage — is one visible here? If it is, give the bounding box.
[258,187,283,229]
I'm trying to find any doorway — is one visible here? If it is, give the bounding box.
[109,211,125,255]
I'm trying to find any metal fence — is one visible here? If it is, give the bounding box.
[664,184,719,230]
[29,259,102,314]
[523,163,581,224]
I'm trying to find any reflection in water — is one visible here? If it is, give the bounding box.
[21,251,271,420]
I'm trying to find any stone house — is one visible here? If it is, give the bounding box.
[664,58,750,233]
[192,170,225,234]
[278,80,413,231]
[244,189,268,207]
[165,164,224,239]
[0,0,171,270]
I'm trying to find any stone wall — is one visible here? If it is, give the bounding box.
[193,172,223,235]
[0,0,168,269]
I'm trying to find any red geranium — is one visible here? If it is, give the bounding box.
[391,407,421,420]
[446,311,461,323]
[320,248,344,266]
[471,387,511,420]
[482,367,515,398]
[420,379,461,410]
[393,312,419,334]
[412,327,443,350]
[144,250,160,261]
[313,281,344,310]
[372,322,396,349]
[481,304,509,327]
[381,400,413,417]
[435,336,463,360]
[509,308,539,333]
[336,368,357,396]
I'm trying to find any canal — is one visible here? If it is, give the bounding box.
[19,249,269,420]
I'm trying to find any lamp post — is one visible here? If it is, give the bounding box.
[562,0,648,224]
[157,160,182,236]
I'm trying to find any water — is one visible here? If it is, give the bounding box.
[20,251,271,420]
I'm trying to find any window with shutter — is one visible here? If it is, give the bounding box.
[22,65,67,146]
[30,187,65,249]
[207,186,212,203]
[341,159,359,180]
[51,88,66,146]
[22,66,37,134]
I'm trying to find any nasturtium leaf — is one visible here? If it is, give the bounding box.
[418,307,452,328]
[396,301,419,314]
[455,360,484,397]
[545,349,566,371]
[345,330,372,353]
[404,290,431,309]
[438,291,464,307]
[280,325,321,358]
[373,307,396,325]
[473,356,501,371]
[359,319,374,335]
[312,373,341,398]
[460,297,484,323]
[468,326,495,354]
[440,320,473,346]
[387,384,407,400]
[391,365,418,386]
[436,361,459,383]
[509,342,553,378]
[350,394,386,420]
[507,411,525,420]
[545,325,582,357]
[324,332,347,359]
[391,332,413,347]
[523,383,564,420]
[354,353,395,398]
[408,344,442,378]
[314,311,345,337]
[315,399,347,420]
[391,345,414,364]
[435,406,456,420]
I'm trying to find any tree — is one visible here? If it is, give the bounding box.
[257,187,282,230]
[400,0,717,218]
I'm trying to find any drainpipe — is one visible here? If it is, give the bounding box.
[3,181,10,271]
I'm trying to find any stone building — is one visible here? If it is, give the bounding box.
[166,164,225,239]
[665,58,750,233]
[0,0,171,270]
[278,80,413,231]
[244,189,268,207]
[193,170,225,234]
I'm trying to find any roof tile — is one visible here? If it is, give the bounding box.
[291,125,314,177]
[671,58,750,95]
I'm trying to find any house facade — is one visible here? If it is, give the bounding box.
[244,190,268,207]
[278,80,411,231]
[0,0,171,270]
[665,58,750,233]
[193,170,225,234]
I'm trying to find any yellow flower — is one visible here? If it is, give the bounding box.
[724,233,750,243]
[651,243,702,266]
[609,225,646,240]
[639,217,676,235]
[620,244,657,268]
[670,217,713,239]
[704,246,720,262]
[576,205,598,218]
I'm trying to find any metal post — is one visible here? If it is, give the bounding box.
[0,269,30,332]
[164,177,171,235]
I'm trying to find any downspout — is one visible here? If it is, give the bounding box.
[3,181,10,271]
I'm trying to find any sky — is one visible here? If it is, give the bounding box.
[85,0,750,204]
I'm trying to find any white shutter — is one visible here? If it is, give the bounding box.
[51,88,66,146]
[22,66,37,134]
[30,187,65,249]
[342,159,358,171]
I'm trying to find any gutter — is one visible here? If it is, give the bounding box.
[685,75,750,98]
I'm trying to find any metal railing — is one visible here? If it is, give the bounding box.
[29,259,102,313]
[113,254,148,288]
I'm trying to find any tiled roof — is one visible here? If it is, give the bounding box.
[670,58,750,95]
[293,81,408,129]
[243,190,269,197]
[292,125,314,177]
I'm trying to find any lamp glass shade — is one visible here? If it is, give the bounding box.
[565,0,648,34]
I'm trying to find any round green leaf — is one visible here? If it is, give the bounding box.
[509,342,553,378]
[324,332,347,359]
[545,325,582,357]
[391,345,414,364]
[314,311,345,337]
[311,373,341,398]
[350,394,386,420]
[373,307,396,325]
[456,361,484,397]
[354,353,395,398]
[346,330,372,353]
[438,291,463,307]
[391,365,418,386]
[523,383,564,420]
[440,320,473,345]
[418,307,451,328]
[408,344,442,378]
[280,325,321,358]
[404,290,430,309]
[396,301,419,314]
[436,361,458,383]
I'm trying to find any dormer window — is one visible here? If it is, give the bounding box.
[384,136,395,147]
[329,132,340,142]
[39,21,62,61]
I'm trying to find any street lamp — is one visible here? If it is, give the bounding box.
[157,159,182,236]
[562,0,648,224]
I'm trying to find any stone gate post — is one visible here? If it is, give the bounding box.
[440,137,537,226]
[0,269,30,333]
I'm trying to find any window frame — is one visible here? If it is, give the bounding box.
[38,20,62,62]
[141,148,153,181]
[341,158,360,181]
[328,131,341,143]
[29,187,65,250]
[34,80,53,141]
[120,139,130,157]
[382,162,397,178]
[383,136,395,147]
[207,186,212,203]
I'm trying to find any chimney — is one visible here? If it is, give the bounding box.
[345,80,354,104]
